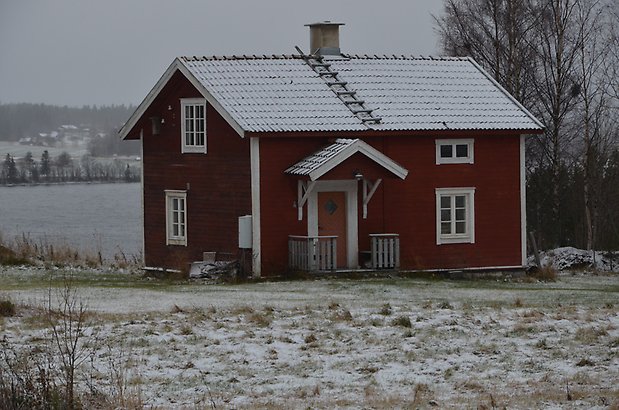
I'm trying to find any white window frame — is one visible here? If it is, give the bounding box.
[436,187,475,245]
[165,190,187,246]
[436,139,474,164]
[181,98,207,154]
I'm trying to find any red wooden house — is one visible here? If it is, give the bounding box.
[120,22,543,277]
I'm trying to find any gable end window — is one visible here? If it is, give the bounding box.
[436,139,474,164]
[436,188,475,245]
[165,190,187,246]
[181,98,207,154]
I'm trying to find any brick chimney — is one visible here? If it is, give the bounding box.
[305,21,345,56]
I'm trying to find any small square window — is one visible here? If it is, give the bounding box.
[436,139,474,164]
[455,144,468,158]
[440,144,453,158]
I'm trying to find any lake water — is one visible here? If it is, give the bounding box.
[0,183,142,259]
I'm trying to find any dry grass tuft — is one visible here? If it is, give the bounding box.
[438,301,454,309]
[248,312,272,328]
[331,308,353,322]
[378,303,392,316]
[304,333,317,344]
[170,304,185,314]
[530,265,558,282]
[0,231,141,270]
[576,358,595,367]
[231,305,254,315]
[391,315,412,328]
[575,326,608,344]
[328,301,340,310]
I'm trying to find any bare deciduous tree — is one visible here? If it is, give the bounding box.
[47,277,93,409]
[435,0,619,253]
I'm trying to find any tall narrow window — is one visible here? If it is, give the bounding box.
[181,98,206,153]
[165,190,187,246]
[436,188,475,244]
[436,139,474,164]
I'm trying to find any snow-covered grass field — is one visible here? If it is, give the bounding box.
[1,267,618,409]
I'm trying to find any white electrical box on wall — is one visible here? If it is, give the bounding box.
[238,215,252,249]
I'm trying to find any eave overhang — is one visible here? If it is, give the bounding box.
[118,58,246,141]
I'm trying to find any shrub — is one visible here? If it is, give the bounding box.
[0,299,15,317]
[0,345,67,410]
[0,244,29,266]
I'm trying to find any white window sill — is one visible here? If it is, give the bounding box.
[437,235,474,245]
[181,145,206,154]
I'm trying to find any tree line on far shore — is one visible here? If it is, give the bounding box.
[0,151,140,185]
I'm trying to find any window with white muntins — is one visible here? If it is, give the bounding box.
[165,190,187,246]
[436,139,474,164]
[181,98,206,153]
[436,188,475,245]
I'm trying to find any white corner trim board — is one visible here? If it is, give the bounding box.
[250,137,261,277]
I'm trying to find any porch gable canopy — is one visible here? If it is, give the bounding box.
[285,138,408,181]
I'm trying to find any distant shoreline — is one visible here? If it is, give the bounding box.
[0,180,140,188]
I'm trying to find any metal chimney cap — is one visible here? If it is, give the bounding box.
[306,22,345,56]
[304,21,345,27]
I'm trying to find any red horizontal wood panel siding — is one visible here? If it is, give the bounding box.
[258,133,522,274]
[140,71,251,270]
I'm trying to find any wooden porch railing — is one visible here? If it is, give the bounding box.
[288,235,337,271]
[370,233,400,269]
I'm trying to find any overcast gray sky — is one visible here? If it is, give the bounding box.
[0,0,443,107]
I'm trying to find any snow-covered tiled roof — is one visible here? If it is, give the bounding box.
[285,138,408,181]
[329,56,542,131]
[120,54,543,139]
[180,55,367,132]
[179,54,542,134]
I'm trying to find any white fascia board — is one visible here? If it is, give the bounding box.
[308,140,409,181]
[119,59,182,140]
[308,143,357,181]
[176,61,246,138]
[466,57,545,130]
[357,143,408,179]
[119,58,246,140]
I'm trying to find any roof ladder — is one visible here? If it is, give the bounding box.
[295,47,381,125]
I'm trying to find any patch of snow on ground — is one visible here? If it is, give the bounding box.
[531,246,619,272]
[1,270,617,408]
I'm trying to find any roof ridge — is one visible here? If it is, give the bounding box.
[343,54,470,61]
[180,55,303,62]
[179,54,470,62]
